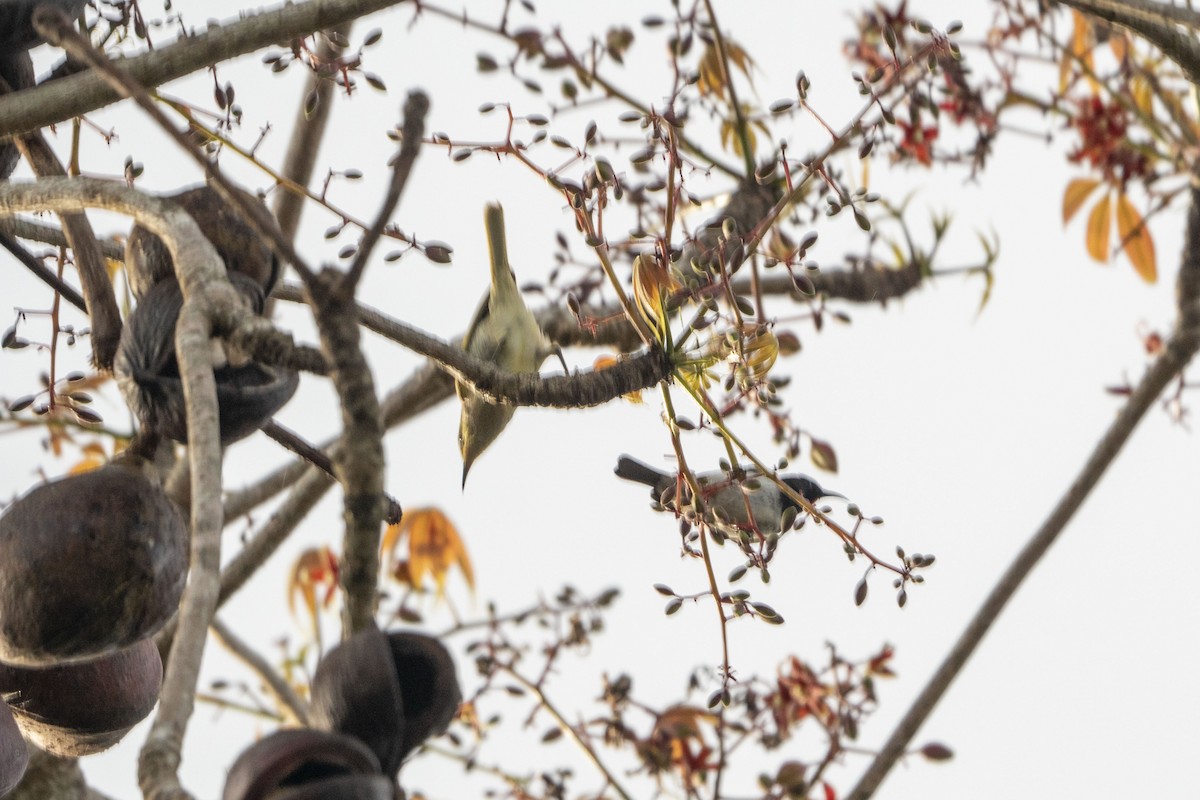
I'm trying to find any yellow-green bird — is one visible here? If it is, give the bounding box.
[458,204,560,485]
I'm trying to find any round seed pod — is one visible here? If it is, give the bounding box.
[125,185,279,302]
[0,699,28,798]
[223,728,392,800]
[115,276,298,444]
[0,638,162,756]
[0,463,187,666]
[310,628,460,776]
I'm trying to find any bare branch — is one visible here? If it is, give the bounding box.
[5,98,122,370]
[0,0,413,137]
[346,90,429,285]
[0,232,86,311]
[34,8,317,284]
[0,216,124,260]
[302,268,386,637]
[272,25,351,243]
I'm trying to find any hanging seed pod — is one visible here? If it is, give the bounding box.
[115,276,299,444]
[0,463,187,666]
[0,699,27,798]
[310,628,460,776]
[222,728,392,800]
[0,638,162,757]
[125,185,280,301]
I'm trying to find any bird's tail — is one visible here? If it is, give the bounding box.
[483,203,517,299]
[614,455,669,487]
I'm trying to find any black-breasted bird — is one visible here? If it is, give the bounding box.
[614,454,843,536]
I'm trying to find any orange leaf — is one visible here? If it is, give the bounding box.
[1067,11,1098,91]
[1129,75,1153,117]
[1085,191,1111,262]
[1062,178,1100,224]
[383,507,474,597]
[1115,193,1157,283]
[288,547,340,620]
[1108,31,1128,64]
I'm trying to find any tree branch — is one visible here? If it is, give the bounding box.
[5,96,122,371]
[271,25,351,243]
[0,216,124,261]
[0,0,413,137]
[210,617,310,727]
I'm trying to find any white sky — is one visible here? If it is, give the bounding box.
[3,1,1199,798]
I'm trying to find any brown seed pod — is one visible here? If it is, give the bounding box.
[222,728,392,800]
[0,463,187,666]
[0,699,28,798]
[0,638,162,757]
[310,628,461,777]
[115,276,299,444]
[125,185,280,301]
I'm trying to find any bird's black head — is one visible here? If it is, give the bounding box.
[782,476,843,506]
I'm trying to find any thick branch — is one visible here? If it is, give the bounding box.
[9,748,86,800]
[274,281,673,407]
[305,269,387,636]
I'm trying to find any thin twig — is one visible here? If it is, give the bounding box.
[0,0,414,137]
[262,419,402,524]
[2,74,123,371]
[346,91,429,284]
[505,666,636,800]
[272,25,351,244]
[0,232,87,311]
[35,8,317,284]
[210,617,310,726]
